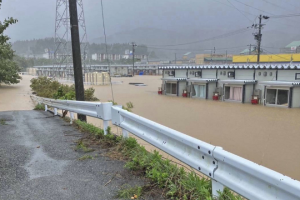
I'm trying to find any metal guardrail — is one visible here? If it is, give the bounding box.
[31,95,300,200]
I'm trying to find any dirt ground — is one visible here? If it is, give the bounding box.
[1,75,300,181]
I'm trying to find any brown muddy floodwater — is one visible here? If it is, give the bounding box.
[1,75,300,180]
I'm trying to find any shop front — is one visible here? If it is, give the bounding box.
[219,80,256,103]
[260,81,300,108]
[162,78,187,96]
[187,78,218,99]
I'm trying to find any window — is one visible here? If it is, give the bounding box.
[166,83,177,95]
[263,72,267,77]
[258,72,261,76]
[223,71,226,76]
[220,71,223,75]
[296,73,300,80]
[270,72,273,76]
[266,88,289,106]
[165,71,168,74]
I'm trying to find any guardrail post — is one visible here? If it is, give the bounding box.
[103,120,109,135]
[122,129,129,138]
[212,179,224,198]
[54,108,58,116]
[45,105,48,112]
[96,102,113,135]
[69,112,74,124]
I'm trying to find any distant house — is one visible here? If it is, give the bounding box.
[281,41,300,53]
[240,46,257,55]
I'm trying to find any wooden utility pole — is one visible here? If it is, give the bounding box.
[69,0,86,121]
[132,42,137,76]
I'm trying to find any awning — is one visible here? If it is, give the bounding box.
[259,81,300,87]
[161,78,186,82]
[219,80,256,85]
[187,78,218,83]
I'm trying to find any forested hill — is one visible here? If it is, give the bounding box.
[12,38,149,56]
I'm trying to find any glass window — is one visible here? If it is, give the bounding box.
[269,72,273,76]
[296,73,300,80]
[171,83,177,94]
[266,89,276,104]
[220,71,223,75]
[223,71,226,76]
[277,90,288,106]
[258,72,261,76]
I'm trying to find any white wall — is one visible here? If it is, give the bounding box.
[235,69,254,80]
[202,69,216,79]
[175,69,187,78]
[292,87,300,108]
[255,70,277,81]
[277,70,300,81]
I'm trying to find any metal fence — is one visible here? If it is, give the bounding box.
[31,95,300,200]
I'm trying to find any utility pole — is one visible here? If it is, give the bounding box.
[254,15,269,64]
[69,0,86,121]
[249,44,252,55]
[132,42,137,76]
[175,53,177,64]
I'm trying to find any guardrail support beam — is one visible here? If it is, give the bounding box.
[103,120,109,135]
[45,105,48,112]
[122,129,129,138]
[69,112,74,124]
[54,108,58,116]
[212,179,224,198]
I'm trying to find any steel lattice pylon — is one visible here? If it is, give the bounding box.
[54,0,88,78]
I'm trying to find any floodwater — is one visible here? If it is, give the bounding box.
[1,75,300,180]
[90,75,300,181]
[0,75,35,111]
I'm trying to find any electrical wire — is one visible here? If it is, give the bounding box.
[260,0,294,12]
[226,0,253,23]
[147,27,251,47]
[147,45,248,52]
[261,48,291,61]
[100,0,115,102]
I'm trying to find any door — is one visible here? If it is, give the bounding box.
[192,84,206,98]
[266,88,289,107]
[225,86,242,101]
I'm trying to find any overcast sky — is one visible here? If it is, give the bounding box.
[1,0,300,43]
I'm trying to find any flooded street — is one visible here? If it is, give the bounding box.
[0,75,34,111]
[90,75,300,180]
[1,75,300,180]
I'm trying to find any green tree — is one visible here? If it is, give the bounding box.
[0,2,21,85]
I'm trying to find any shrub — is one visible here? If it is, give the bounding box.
[30,76,99,101]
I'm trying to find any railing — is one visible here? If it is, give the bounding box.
[31,95,300,200]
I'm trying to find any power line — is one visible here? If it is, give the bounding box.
[261,48,291,61]
[231,0,274,15]
[147,45,248,52]
[100,0,114,102]
[260,0,294,12]
[212,0,256,17]
[226,0,253,23]
[147,27,251,47]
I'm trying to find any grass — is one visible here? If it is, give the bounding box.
[0,119,6,125]
[76,140,94,153]
[116,185,143,199]
[34,103,45,110]
[71,120,243,200]
[78,155,94,161]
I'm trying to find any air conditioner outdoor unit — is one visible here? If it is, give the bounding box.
[228,71,235,78]
[168,71,175,76]
[195,71,202,77]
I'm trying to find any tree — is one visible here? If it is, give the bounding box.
[0,1,21,85]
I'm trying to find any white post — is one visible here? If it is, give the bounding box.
[54,108,58,116]
[69,112,74,124]
[212,179,224,198]
[103,120,109,135]
[122,129,129,138]
[45,105,48,112]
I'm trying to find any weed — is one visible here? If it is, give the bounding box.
[34,103,45,110]
[76,140,94,153]
[116,185,143,199]
[78,155,94,161]
[70,119,241,200]
[108,100,134,112]
[0,119,6,125]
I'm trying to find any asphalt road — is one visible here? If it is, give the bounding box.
[0,110,149,200]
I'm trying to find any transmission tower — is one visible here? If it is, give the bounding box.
[54,0,88,79]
